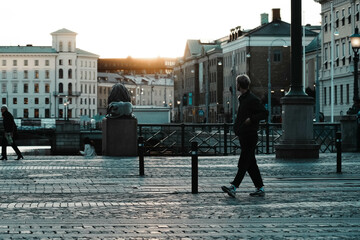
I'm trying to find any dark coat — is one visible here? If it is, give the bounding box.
[233,90,267,137]
[2,110,16,133]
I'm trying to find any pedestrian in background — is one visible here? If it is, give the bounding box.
[80,137,97,157]
[222,74,267,198]
[1,105,23,160]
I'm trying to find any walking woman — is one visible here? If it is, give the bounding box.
[1,105,23,160]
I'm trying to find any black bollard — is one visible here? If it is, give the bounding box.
[138,136,145,176]
[191,141,198,194]
[336,132,342,173]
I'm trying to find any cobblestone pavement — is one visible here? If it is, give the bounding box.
[0,152,359,239]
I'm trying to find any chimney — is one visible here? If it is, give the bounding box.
[272,8,281,21]
[261,13,269,25]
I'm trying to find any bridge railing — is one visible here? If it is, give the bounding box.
[138,122,340,156]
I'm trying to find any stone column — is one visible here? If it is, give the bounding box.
[340,115,359,152]
[102,118,138,156]
[275,0,320,158]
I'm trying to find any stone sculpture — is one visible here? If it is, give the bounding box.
[106,83,134,119]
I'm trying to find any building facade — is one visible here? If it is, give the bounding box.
[97,72,174,118]
[98,57,176,75]
[174,9,318,123]
[315,0,360,121]
[0,28,98,120]
[173,39,225,123]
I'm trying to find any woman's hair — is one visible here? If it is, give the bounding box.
[84,137,91,144]
[236,74,251,90]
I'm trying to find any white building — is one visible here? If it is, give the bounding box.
[316,0,359,121]
[0,28,99,120]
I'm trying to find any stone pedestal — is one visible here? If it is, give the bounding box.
[52,121,81,155]
[102,118,138,156]
[340,115,359,152]
[275,96,320,159]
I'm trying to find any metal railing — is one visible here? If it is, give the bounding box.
[138,123,341,156]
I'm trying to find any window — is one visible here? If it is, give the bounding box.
[59,97,63,104]
[340,85,343,104]
[12,83,18,93]
[2,60,6,66]
[45,60,50,66]
[35,60,39,66]
[68,69,72,79]
[13,60,17,66]
[35,70,39,79]
[68,83,72,95]
[334,85,338,104]
[1,83,6,93]
[45,70,49,79]
[24,70,28,79]
[335,43,339,59]
[329,87,331,105]
[1,70,6,79]
[1,98,5,105]
[68,59,72,65]
[24,60,28,66]
[13,70,18,79]
[324,46,328,61]
[24,98,28,104]
[34,109,39,118]
[59,69,63,78]
[23,109,29,118]
[346,84,350,104]
[34,83,39,93]
[45,84,50,93]
[45,109,50,118]
[45,98,50,104]
[324,87,327,105]
[59,59,63,65]
[59,83,63,93]
[24,84,28,93]
[59,109,63,118]
[35,98,39,104]
[59,41,63,52]
[273,50,281,62]
[13,98,17,104]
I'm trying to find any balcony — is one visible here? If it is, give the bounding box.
[53,91,82,97]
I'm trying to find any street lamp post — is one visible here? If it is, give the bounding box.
[268,39,287,123]
[348,27,360,115]
[63,96,69,121]
[177,100,181,122]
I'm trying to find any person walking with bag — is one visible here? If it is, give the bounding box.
[222,74,267,198]
[1,105,23,160]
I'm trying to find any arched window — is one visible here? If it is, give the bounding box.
[59,41,63,52]
[68,83,72,95]
[68,42,72,52]
[59,69,63,79]
[68,69,72,79]
[59,83,63,93]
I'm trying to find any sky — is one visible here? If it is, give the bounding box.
[1,0,321,59]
